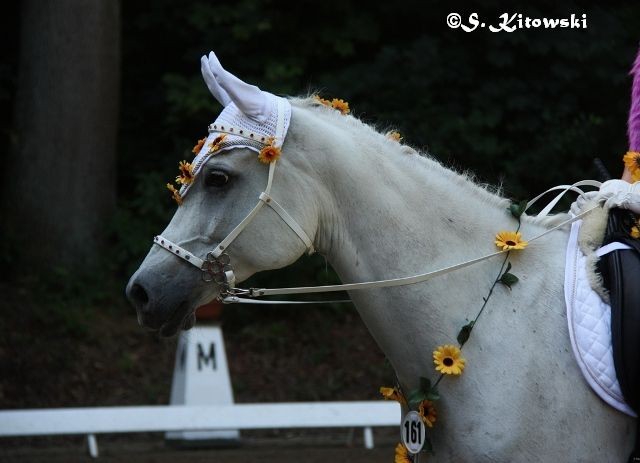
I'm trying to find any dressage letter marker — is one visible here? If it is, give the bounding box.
[401,411,425,454]
[166,324,239,446]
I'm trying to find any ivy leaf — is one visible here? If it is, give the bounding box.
[457,320,475,346]
[503,261,512,275]
[500,272,519,289]
[426,386,440,401]
[509,200,528,219]
[419,376,431,393]
[407,389,427,406]
[423,435,434,454]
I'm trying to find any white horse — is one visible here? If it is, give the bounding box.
[126,61,635,461]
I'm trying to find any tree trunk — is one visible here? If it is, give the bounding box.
[5,0,120,270]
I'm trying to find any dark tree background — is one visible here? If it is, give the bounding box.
[0,0,639,418]
[4,0,120,269]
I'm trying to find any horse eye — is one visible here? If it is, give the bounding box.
[205,170,229,188]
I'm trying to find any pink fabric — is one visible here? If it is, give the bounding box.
[628,47,640,151]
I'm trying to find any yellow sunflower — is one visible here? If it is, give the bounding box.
[418,400,437,428]
[495,231,528,251]
[387,130,403,142]
[314,94,332,107]
[433,344,465,375]
[258,145,281,164]
[631,223,640,239]
[331,98,350,115]
[623,151,640,182]
[379,386,407,407]
[192,137,206,155]
[208,134,227,154]
[166,183,183,205]
[176,160,194,185]
[394,442,411,463]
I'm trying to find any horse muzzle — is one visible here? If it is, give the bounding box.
[125,273,197,337]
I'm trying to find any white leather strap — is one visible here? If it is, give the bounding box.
[246,204,600,298]
[525,180,602,218]
[212,200,267,258]
[153,236,205,268]
[596,242,633,257]
[223,296,350,305]
[211,161,276,258]
[260,192,315,254]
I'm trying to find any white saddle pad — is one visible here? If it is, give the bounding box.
[564,220,636,416]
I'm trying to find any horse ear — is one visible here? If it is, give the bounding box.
[201,55,231,107]
[205,51,269,123]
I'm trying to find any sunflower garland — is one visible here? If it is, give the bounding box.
[433,345,465,375]
[623,151,640,182]
[176,160,194,185]
[385,199,528,459]
[331,98,350,115]
[166,183,183,205]
[495,230,528,251]
[394,442,412,463]
[314,94,350,115]
[258,141,282,164]
[208,134,227,154]
[192,137,206,155]
[387,130,403,142]
[418,400,437,428]
[380,386,407,407]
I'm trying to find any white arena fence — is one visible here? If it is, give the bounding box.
[0,401,401,458]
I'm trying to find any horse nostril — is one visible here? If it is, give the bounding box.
[129,283,149,308]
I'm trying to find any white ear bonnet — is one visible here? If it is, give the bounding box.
[179,52,291,198]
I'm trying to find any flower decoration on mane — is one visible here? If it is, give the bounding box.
[386,130,403,142]
[176,160,194,185]
[495,231,528,251]
[208,134,227,154]
[314,94,350,115]
[380,386,407,407]
[433,344,465,375]
[331,98,350,115]
[192,137,206,155]
[166,183,183,205]
[418,399,437,428]
[258,137,281,164]
[314,95,332,107]
[623,151,640,182]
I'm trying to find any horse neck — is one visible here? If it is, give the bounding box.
[295,105,567,388]
[311,132,514,287]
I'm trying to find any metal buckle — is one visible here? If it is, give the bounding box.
[201,251,233,285]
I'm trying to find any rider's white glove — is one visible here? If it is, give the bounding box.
[598,179,640,214]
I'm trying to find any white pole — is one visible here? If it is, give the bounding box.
[363,426,374,449]
[86,434,99,458]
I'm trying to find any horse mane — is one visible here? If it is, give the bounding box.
[290,95,566,228]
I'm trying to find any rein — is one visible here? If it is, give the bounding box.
[154,174,602,305]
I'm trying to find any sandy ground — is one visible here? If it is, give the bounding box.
[0,430,399,463]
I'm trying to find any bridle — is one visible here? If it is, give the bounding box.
[154,156,315,297]
[154,150,603,305]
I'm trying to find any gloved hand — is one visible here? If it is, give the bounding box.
[599,179,640,214]
[570,191,600,216]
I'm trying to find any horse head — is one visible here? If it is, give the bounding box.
[126,52,322,336]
